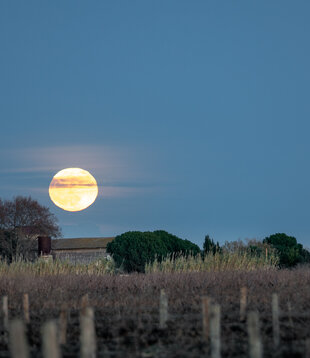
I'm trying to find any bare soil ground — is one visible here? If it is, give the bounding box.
[0,268,309,357]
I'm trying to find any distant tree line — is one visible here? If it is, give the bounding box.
[108,231,310,273]
[202,232,310,268]
[1,196,310,272]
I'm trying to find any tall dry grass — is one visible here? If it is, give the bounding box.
[0,256,116,276]
[145,249,279,273]
[0,243,279,276]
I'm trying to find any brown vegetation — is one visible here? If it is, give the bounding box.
[0,268,309,357]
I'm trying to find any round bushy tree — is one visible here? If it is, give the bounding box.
[107,230,200,272]
[263,233,310,268]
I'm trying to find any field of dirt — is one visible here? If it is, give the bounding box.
[0,268,309,357]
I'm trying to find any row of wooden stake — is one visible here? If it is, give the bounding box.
[9,307,96,358]
[0,289,306,358]
[3,293,94,358]
[160,288,302,358]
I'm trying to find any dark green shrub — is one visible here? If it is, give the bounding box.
[106,230,200,272]
[263,233,310,268]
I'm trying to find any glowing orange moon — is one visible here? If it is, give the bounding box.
[49,168,98,212]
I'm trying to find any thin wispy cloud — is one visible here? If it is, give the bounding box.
[0,145,165,198]
[99,185,162,198]
[3,145,133,176]
[0,167,58,174]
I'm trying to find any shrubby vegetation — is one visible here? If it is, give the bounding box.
[0,231,309,275]
[107,231,310,273]
[0,197,309,273]
[106,230,200,273]
[263,232,310,267]
[146,239,279,273]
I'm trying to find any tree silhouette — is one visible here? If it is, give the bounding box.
[263,233,310,267]
[0,196,61,261]
[203,235,220,255]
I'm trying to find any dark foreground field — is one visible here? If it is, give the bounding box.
[0,268,310,357]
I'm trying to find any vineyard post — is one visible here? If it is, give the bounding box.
[23,293,30,324]
[287,301,294,328]
[305,338,310,358]
[9,319,29,358]
[272,293,280,348]
[201,296,210,340]
[2,296,8,331]
[59,303,68,345]
[240,287,247,322]
[159,289,168,329]
[209,303,221,358]
[247,311,262,358]
[81,294,89,315]
[80,306,97,358]
[42,320,61,358]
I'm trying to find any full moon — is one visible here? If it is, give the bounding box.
[49,168,98,212]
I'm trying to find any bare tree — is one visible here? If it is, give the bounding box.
[0,196,61,261]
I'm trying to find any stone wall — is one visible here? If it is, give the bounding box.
[54,249,107,264]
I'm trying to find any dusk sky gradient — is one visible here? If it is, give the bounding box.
[1,1,310,248]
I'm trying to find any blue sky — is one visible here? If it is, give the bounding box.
[1,1,310,248]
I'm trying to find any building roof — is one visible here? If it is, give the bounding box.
[51,237,115,250]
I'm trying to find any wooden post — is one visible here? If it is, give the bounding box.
[201,296,210,340]
[59,303,68,345]
[209,303,221,358]
[2,295,8,331]
[9,319,29,358]
[80,307,96,358]
[247,311,263,358]
[272,293,280,348]
[287,301,293,328]
[305,338,310,358]
[81,294,89,315]
[159,289,168,329]
[23,293,30,324]
[42,320,61,358]
[240,287,247,322]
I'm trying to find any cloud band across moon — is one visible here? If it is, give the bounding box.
[50,179,97,188]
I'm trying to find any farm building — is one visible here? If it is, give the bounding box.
[52,237,115,263]
[38,236,115,264]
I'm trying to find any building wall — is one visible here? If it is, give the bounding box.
[53,248,107,264]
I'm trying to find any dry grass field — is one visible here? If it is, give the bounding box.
[0,268,309,357]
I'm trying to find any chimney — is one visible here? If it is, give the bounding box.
[38,236,51,256]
